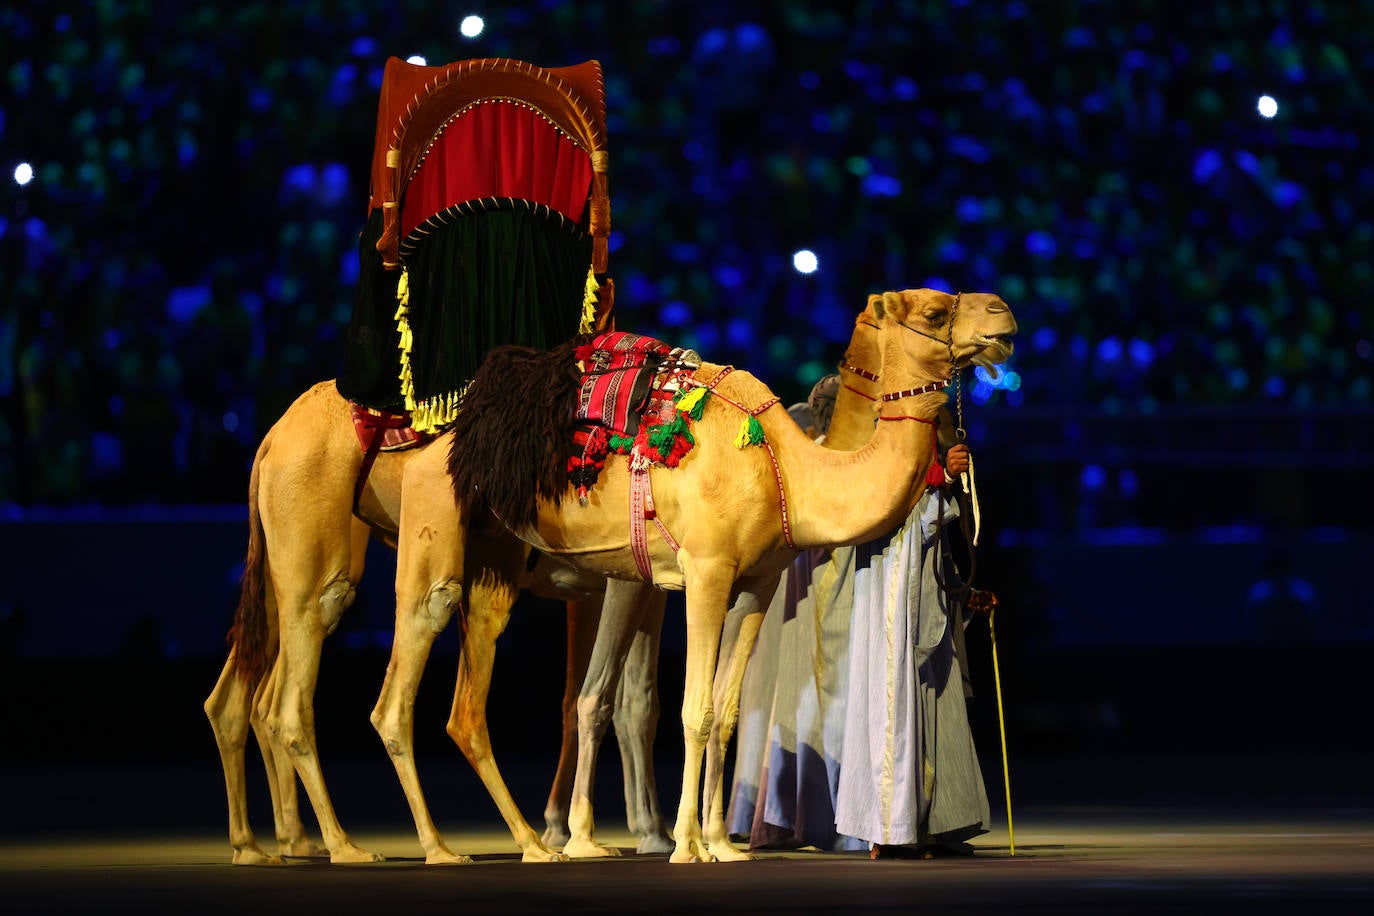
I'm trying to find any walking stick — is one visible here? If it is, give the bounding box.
[969,589,1015,856]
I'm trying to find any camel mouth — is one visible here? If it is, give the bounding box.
[965,334,1015,379]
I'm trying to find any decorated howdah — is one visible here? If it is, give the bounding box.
[338,56,616,433]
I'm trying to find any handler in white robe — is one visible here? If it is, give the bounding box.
[833,478,990,852]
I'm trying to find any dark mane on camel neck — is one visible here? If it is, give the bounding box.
[447,335,588,530]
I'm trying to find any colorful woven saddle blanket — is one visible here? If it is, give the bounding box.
[568,331,702,499]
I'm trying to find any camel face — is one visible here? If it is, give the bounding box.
[868,288,1018,382]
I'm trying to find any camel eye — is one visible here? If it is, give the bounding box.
[922,308,949,326]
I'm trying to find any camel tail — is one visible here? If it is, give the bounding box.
[227,439,270,685]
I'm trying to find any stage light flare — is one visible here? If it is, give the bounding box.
[14,162,33,186]
[460,15,484,38]
[792,249,819,274]
[1257,94,1278,118]
[406,55,427,66]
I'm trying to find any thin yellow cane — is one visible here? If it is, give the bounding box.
[988,604,1015,855]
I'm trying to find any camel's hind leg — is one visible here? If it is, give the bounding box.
[252,661,327,858]
[612,587,674,854]
[541,594,603,849]
[701,576,776,861]
[448,533,567,863]
[561,578,658,858]
[263,521,378,864]
[369,492,470,865]
[205,652,282,866]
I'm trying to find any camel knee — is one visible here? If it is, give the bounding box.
[681,706,713,745]
[318,576,356,635]
[417,579,463,635]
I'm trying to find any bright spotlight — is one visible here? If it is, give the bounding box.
[13,162,33,186]
[792,249,819,274]
[1257,94,1278,119]
[459,15,484,38]
[406,55,427,66]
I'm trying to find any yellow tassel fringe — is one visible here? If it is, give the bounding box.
[580,265,599,334]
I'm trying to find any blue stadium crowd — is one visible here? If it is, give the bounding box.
[1,0,1369,510]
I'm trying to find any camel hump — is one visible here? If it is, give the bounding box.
[694,363,778,409]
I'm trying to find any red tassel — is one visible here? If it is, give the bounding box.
[925,459,946,488]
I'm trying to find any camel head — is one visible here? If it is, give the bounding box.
[864,288,1018,382]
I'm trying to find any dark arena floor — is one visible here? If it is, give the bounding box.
[2,751,1371,916]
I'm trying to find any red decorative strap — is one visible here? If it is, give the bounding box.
[880,380,948,402]
[839,359,879,382]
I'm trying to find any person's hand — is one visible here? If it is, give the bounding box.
[945,442,971,477]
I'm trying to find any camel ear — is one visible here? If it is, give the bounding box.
[865,293,886,318]
[879,290,908,321]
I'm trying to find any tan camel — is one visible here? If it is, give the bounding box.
[202,393,672,863]
[546,293,1013,857]
[204,287,1014,865]
[420,287,1018,863]
[198,302,902,865]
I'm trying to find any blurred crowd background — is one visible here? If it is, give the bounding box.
[1,1,1370,656]
[1,2,1373,797]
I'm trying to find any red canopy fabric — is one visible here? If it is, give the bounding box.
[399,100,594,242]
[366,56,609,272]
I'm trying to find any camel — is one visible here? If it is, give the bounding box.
[423,287,1018,863]
[541,293,1013,858]
[200,289,959,865]
[202,395,673,863]
[204,287,1014,865]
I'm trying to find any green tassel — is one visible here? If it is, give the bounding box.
[647,414,692,459]
[608,433,636,452]
[734,415,766,448]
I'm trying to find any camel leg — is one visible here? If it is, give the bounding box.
[670,560,735,863]
[266,574,379,863]
[701,577,776,861]
[251,660,325,858]
[561,578,656,858]
[205,652,282,866]
[541,594,603,849]
[448,536,567,863]
[370,519,470,865]
[612,588,674,854]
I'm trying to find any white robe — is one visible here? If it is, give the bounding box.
[833,492,990,846]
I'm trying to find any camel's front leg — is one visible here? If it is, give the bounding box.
[562,578,657,858]
[701,577,776,861]
[671,561,735,863]
[450,540,567,863]
[542,594,603,849]
[613,588,674,854]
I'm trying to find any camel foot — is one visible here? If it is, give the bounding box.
[669,838,715,864]
[562,837,623,859]
[520,845,571,863]
[635,831,676,855]
[541,824,571,849]
[232,846,285,866]
[424,847,474,866]
[705,840,755,862]
[330,844,385,864]
[278,837,328,858]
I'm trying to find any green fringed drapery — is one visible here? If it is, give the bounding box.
[337,201,592,424]
[338,209,403,409]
